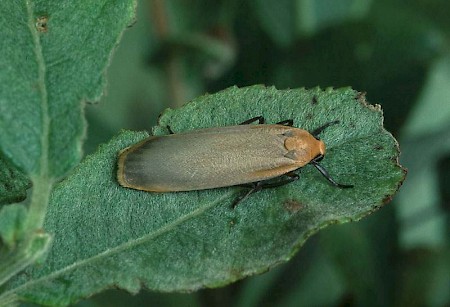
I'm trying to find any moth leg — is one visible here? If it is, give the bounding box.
[276,119,294,126]
[310,120,340,139]
[231,182,263,208]
[258,171,299,189]
[232,172,299,208]
[310,158,353,188]
[166,125,175,134]
[239,116,265,125]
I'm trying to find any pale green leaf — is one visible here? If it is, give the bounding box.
[1,86,405,306]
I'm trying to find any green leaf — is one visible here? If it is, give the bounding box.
[0,203,52,292]
[0,155,31,206]
[295,0,372,36]
[0,1,136,178]
[1,86,405,306]
[0,205,28,248]
[0,0,137,297]
[251,0,297,46]
[0,206,52,288]
[251,0,372,45]
[396,248,450,306]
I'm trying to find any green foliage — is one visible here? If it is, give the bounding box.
[0,156,30,206]
[1,86,404,306]
[0,1,134,177]
[0,0,137,305]
[0,205,27,248]
[90,0,449,305]
[251,0,372,43]
[2,0,449,305]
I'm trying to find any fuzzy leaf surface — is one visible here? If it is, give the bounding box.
[0,1,136,177]
[2,86,406,306]
[0,156,30,206]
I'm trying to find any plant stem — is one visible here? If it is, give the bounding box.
[0,177,52,287]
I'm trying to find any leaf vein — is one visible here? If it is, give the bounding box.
[6,192,233,296]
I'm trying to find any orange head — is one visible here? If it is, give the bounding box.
[284,129,326,166]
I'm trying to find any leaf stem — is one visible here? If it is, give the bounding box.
[0,178,53,288]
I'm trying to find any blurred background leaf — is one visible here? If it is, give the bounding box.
[79,0,449,306]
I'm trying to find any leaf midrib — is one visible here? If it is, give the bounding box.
[25,0,53,230]
[26,0,49,179]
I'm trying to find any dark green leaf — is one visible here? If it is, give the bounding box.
[2,86,405,306]
[252,0,371,44]
[295,0,371,36]
[0,155,31,206]
[396,248,450,306]
[251,0,296,46]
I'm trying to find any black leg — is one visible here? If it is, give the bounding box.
[310,120,340,139]
[276,119,294,126]
[240,117,293,126]
[232,172,300,208]
[231,182,263,208]
[257,172,299,189]
[240,116,265,125]
[310,159,353,188]
[166,125,175,134]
